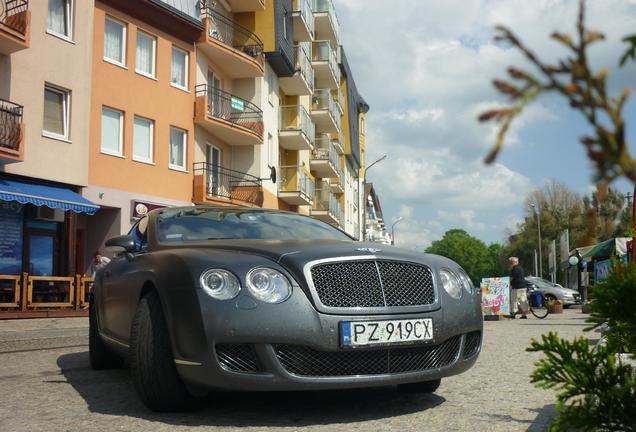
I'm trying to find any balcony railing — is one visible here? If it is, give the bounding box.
[0,98,23,154]
[201,5,264,60]
[313,135,341,177]
[1,0,28,35]
[280,165,315,202]
[195,84,263,138]
[312,88,340,130]
[312,0,340,42]
[296,43,314,92]
[312,40,339,83]
[313,186,341,220]
[194,162,263,206]
[280,105,315,145]
[295,0,314,38]
[333,87,344,113]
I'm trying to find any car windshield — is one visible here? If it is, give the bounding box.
[155,208,352,242]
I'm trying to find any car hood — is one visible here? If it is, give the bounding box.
[157,239,453,272]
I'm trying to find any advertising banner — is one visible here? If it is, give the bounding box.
[0,202,24,275]
[595,259,612,283]
[480,277,510,316]
[131,200,168,220]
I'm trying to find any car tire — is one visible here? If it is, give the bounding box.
[397,378,442,393]
[89,299,124,370]
[129,290,194,412]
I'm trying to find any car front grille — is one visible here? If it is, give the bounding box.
[309,260,436,309]
[275,336,461,377]
[215,344,260,373]
[463,331,481,359]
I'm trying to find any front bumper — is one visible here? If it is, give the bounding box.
[171,285,483,392]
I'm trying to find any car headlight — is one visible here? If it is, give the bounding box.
[440,269,462,299]
[200,269,241,300]
[457,269,474,294]
[246,267,292,303]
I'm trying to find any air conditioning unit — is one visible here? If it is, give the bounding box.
[34,207,65,222]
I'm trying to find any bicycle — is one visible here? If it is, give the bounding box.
[528,288,549,319]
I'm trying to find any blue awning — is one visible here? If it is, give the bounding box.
[0,178,99,214]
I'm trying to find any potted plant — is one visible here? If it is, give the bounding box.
[547,298,563,314]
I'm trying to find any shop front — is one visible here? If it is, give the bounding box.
[0,177,99,316]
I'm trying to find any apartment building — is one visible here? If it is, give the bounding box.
[365,183,391,244]
[0,0,370,315]
[1,0,101,312]
[82,0,202,273]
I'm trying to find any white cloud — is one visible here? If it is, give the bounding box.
[337,0,636,244]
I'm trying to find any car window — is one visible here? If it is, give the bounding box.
[155,208,352,242]
[128,216,149,251]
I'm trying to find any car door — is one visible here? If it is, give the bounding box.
[100,217,149,343]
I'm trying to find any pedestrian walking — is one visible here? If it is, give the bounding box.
[91,251,111,278]
[508,256,529,319]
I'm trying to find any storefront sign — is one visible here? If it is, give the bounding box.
[480,277,510,316]
[131,200,167,220]
[0,202,24,275]
[231,97,245,112]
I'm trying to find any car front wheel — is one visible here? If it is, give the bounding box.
[129,290,194,412]
[397,378,442,393]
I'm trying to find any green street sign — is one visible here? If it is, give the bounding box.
[231,97,244,112]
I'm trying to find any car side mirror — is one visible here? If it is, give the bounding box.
[105,235,136,253]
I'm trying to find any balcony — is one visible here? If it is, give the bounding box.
[195,84,264,146]
[224,0,265,12]
[331,131,344,154]
[312,0,339,44]
[333,86,344,114]
[198,7,264,78]
[312,41,339,89]
[310,89,340,134]
[291,0,313,42]
[311,185,341,225]
[279,43,314,96]
[279,165,315,206]
[279,105,314,151]
[192,162,263,207]
[310,136,340,179]
[0,0,30,54]
[0,98,24,164]
[328,175,344,194]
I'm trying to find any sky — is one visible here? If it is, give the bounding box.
[335,0,636,250]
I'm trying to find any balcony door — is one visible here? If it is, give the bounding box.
[206,143,224,197]
[207,70,224,119]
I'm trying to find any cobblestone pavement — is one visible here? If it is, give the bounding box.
[0,309,594,432]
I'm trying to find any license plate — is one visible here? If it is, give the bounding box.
[341,318,433,347]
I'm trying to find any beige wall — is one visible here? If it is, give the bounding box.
[0,0,94,186]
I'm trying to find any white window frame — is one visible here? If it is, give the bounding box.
[169,126,187,171]
[47,0,74,41]
[104,16,127,67]
[43,84,71,142]
[100,106,124,157]
[170,46,189,91]
[135,30,157,78]
[132,115,154,164]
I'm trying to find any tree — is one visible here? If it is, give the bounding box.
[480,1,636,429]
[425,229,502,284]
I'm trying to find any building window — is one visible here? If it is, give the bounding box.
[47,0,73,39]
[104,16,126,66]
[169,127,187,170]
[133,116,153,163]
[136,31,156,78]
[171,46,188,90]
[43,85,70,140]
[101,106,123,156]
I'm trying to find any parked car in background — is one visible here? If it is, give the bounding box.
[525,276,581,307]
[90,206,483,412]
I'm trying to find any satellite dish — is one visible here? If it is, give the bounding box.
[269,166,277,184]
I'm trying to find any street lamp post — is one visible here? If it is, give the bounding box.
[391,216,404,245]
[529,203,543,278]
[361,154,387,241]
